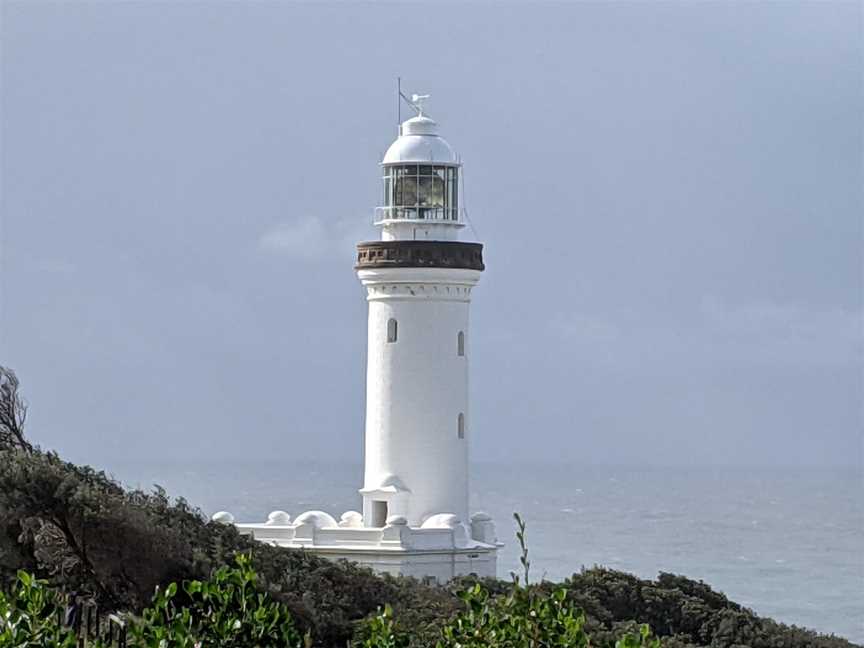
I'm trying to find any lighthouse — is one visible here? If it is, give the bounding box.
[356,97,483,529]
[223,95,499,581]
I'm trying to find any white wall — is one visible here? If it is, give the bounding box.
[359,267,481,527]
[308,548,497,581]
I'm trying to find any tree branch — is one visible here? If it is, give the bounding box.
[0,366,32,453]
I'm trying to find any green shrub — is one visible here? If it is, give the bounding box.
[130,553,305,647]
[437,583,593,648]
[0,447,438,646]
[358,514,661,648]
[0,448,254,611]
[355,604,410,648]
[0,570,80,647]
[2,558,304,648]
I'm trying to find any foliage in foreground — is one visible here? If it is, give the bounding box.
[0,366,859,648]
[130,553,305,647]
[3,557,661,648]
[0,556,305,647]
[358,514,660,648]
[0,570,78,647]
[432,513,624,648]
[1,453,859,648]
[0,446,434,645]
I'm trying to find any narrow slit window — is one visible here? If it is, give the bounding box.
[457,413,465,439]
[457,331,465,356]
[387,318,398,343]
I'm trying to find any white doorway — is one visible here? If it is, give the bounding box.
[371,500,388,527]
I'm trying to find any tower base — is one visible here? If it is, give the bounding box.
[216,511,500,582]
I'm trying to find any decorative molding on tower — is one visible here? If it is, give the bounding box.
[355,241,485,271]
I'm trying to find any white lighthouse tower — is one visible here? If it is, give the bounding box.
[356,97,482,530]
[224,96,498,581]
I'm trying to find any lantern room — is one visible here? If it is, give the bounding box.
[375,108,465,239]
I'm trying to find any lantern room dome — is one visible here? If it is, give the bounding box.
[382,115,459,166]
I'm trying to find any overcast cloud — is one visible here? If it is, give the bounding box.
[1,1,861,469]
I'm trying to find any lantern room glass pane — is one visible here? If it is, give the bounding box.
[383,178,392,206]
[433,176,445,206]
[418,177,432,206]
[398,176,417,206]
[424,176,445,207]
[447,168,458,218]
[393,179,402,206]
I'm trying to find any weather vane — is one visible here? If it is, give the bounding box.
[396,79,431,129]
[410,93,430,117]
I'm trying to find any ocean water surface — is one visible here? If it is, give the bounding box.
[109,462,863,643]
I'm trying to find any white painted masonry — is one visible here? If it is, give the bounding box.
[359,266,479,527]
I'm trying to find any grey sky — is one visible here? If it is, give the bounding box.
[1,1,861,469]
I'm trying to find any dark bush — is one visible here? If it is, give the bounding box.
[0,448,453,646]
[561,567,856,648]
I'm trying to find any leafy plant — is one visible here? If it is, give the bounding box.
[355,605,410,648]
[359,515,661,648]
[0,570,79,647]
[130,553,306,647]
[513,512,531,587]
[0,446,423,645]
[616,624,662,648]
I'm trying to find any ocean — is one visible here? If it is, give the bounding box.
[109,461,863,643]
